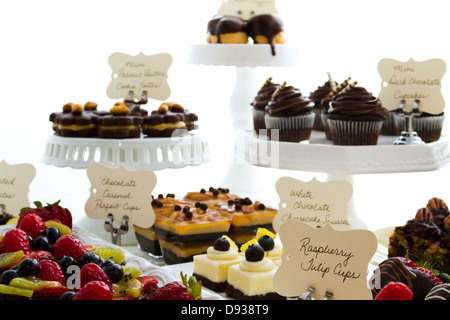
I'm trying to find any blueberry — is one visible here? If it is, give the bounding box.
[258,235,275,251]
[57,255,78,278]
[245,244,265,262]
[30,236,50,251]
[213,237,230,251]
[99,259,114,269]
[42,226,61,245]
[17,258,40,277]
[59,291,76,300]
[78,252,102,267]
[102,263,124,283]
[0,269,18,285]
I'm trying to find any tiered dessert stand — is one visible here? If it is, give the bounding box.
[41,130,209,245]
[187,44,301,196]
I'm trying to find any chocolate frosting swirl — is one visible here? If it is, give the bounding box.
[309,81,335,103]
[251,80,279,111]
[329,86,388,118]
[266,85,313,116]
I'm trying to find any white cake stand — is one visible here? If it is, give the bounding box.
[187,44,301,196]
[41,132,209,171]
[235,130,450,229]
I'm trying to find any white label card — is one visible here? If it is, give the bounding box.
[377,58,446,114]
[273,220,377,300]
[0,160,36,216]
[272,177,353,232]
[107,52,172,101]
[85,163,156,228]
[217,0,277,20]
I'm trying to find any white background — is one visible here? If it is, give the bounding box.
[0,0,449,241]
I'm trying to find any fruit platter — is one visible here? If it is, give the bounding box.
[0,200,218,300]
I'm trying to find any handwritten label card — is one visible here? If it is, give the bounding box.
[272,177,353,232]
[0,160,36,216]
[217,0,277,20]
[378,58,446,113]
[273,220,377,300]
[106,52,172,101]
[85,163,156,228]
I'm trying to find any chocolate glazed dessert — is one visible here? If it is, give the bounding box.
[247,13,286,56]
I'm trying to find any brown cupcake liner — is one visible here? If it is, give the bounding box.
[264,113,315,142]
[252,109,266,133]
[312,106,324,131]
[380,112,401,136]
[327,119,384,145]
[321,113,332,140]
[393,114,445,143]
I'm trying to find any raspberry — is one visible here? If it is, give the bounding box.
[0,229,31,255]
[79,263,112,290]
[72,281,112,300]
[375,282,413,300]
[38,260,66,285]
[17,213,46,239]
[149,281,194,300]
[53,235,86,261]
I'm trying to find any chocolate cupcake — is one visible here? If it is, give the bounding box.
[247,13,286,56]
[142,103,187,138]
[264,81,315,142]
[250,77,279,134]
[207,15,248,44]
[309,74,337,131]
[412,113,445,143]
[97,103,142,139]
[327,83,389,145]
[320,77,352,140]
[55,103,98,137]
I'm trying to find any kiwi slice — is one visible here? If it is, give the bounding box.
[0,283,33,298]
[91,245,125,265]
[0,251,24,269]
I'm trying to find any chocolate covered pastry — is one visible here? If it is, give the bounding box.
[247,13,286,55]
[207,15,248,44]
[97,102,142,139]
[142,103,187,138]
[55,103,98,137]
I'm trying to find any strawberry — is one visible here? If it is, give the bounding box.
[24,250,55,262]
[0,229,31,254]
[33,286,70,299]
[79,263,112,290]
[53,235,86,261]
[72,281,112,300]
[17,213,46,239]
[138,275,158,292]
[375,282,413,300]
[18,200,72,230]
[38,259,66,285]
[148,272,201,300]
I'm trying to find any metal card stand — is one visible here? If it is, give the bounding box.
[0,204,13,224]
[393,99,425,145]
[298,285,334,301]
[104,214,129,246]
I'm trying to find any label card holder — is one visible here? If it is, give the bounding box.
[106,52,172,101]
[85,163,156,244]
[0,160,36,216]
[273,220,377,300]
[272,177,353,232]
[378,57,446,113]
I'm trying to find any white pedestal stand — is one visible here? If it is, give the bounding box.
[187,44,300,196]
